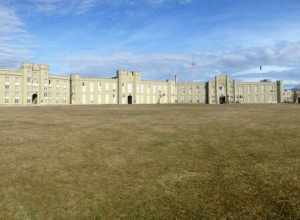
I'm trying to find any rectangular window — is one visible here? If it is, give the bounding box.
[112,94,116,103]
[105,83,109,91]
[105,94,109,104]
[98,94,102,104]
[153,96,156,103]
[90,83,94,92]
[82,95,86,104]
[153,86,156,93]
[128,83,133,93]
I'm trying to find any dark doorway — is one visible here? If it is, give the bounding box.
[298,97,300,104]
[128,95,133,104]
[219,96,226,104]
[32,93,38,104]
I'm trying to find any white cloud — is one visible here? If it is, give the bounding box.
[0,3,34,68]
[57,41,300,85]
[235,66,295,76]
[23,0,193,15]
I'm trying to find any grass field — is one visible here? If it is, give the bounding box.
[0,104,300,219]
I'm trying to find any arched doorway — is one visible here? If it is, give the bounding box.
[128,95,133,104]
[298,97,300,104]
[219,96,226,104]
[32,93,38,104]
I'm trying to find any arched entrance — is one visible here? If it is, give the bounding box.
[32,93,38,104]
[128,95,133,104]
[219,96,226,104]
[298,97,300,104]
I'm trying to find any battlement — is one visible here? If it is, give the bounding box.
[116,70,141,80]
[21,63,49,71]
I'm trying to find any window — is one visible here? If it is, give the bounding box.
[128,83,133,93]
[82,82,85,86]
[105,94,109,104]
[90,83,94,92]
[15,98,19,104]
[153,86,156,93]
[105,83,109,91]
[5,85,9,89]
[82,95,86,104]
[49,80,51,85]
[5,98,9,104]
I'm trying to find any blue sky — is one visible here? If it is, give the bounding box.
[0,0,300,87]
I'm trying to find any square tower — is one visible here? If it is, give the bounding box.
[117,70,141,104]
[20,64,49,105]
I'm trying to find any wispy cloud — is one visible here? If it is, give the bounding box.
[58,41,300,85]
[0,3,34,68]
[235,66,294,76]
[21,0,193,15]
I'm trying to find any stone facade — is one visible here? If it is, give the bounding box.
[292,88,300,104]
[282,89,294,103]
[0,64,69,105]
[0,63,287,105]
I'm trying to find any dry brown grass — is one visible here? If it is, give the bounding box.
[0,104,299,219]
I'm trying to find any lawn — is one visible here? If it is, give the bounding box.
[0,104,299,219]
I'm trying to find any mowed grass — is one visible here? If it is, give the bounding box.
[0,104,300,219]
